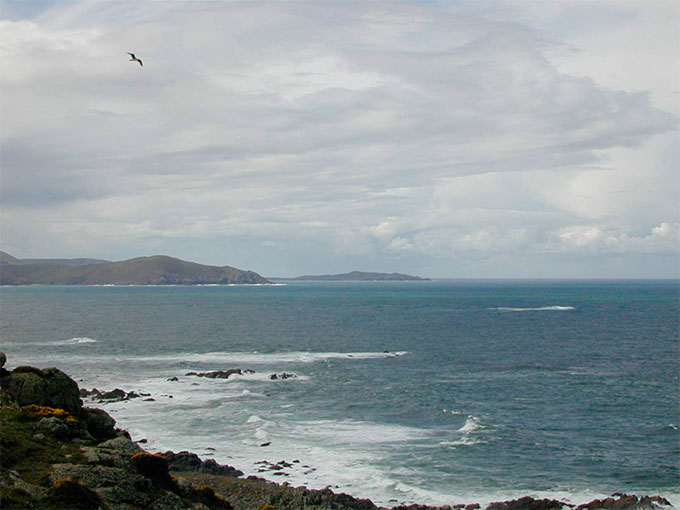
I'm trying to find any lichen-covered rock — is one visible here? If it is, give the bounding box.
[38,416,70,440]
[40,478,102,510]
[148,491,185,510]
[191,485,233,509]
[99,436,144,455]
[50,463,154,508]
[1,366,82,415]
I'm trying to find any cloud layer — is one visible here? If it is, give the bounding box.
[1,1,678,277]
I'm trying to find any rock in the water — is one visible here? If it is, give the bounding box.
[1,366,82,415]
[163,450,243,477]
[575,494,672,510]
[185,369,244,379]
[269,372,297,380]
[486,497,565,510]
[0,351,6,368]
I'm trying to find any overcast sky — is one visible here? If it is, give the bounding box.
[1,0,678,278]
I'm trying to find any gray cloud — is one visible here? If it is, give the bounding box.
[0,1,677,277]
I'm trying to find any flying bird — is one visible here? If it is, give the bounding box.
[127,52,143,67]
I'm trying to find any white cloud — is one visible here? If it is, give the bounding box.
[0,1,677,277]
[554,222,679,254]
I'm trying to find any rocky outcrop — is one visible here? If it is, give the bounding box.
[185,369,254,379]
[574,495,672,510]
[269,372,297,380]
[163,451,243,477]
[1,365,82,414]
[80,387,151,402]
[0,355,236,509]
[486,497,565,510]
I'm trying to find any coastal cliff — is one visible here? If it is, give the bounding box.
[0,354,673,510]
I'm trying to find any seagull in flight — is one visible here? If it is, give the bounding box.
[127,52,143,67]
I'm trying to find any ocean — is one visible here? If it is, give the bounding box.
[1,280,678,507]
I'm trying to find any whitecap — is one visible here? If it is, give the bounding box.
[57,337,98,345]
[458,415,483,433]
[61,350,408,365]
[489,306,575,312]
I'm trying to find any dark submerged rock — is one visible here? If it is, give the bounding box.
[269,372,297,380]
[186,369,245,379]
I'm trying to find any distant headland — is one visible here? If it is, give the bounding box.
[275,271,429,281]
[0,252,269,286]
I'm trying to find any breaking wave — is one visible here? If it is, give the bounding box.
[490,306,575,312]
[56,337,98,345]
[84,350,408,364]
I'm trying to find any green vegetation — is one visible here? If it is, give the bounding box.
[0,406,84,485]
[0,253,270,285]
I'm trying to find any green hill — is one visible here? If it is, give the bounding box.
[0,251,109,266]
[0,254,269,285]
[285,271,428,281]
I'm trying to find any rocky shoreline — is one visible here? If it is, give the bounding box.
[0,353,674,510]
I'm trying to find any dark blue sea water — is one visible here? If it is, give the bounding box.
[1,280,678,506]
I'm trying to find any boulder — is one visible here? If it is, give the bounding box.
[163,450,243,477]
[1,366,82,415]
[486,497,565,510]
[185,369,243,379]
[575,495,672,510]
[37,416,70,440]
[40,478,102,510]
[269,372,297,380]
[81,406,117,442]
[50,463,153,508]
[131,452,174,490]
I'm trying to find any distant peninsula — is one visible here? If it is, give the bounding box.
[0,252,270,286]
[278,271,429,281]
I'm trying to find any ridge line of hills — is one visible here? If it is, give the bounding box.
[272,271,429,281]
[0,252,269,286]
[0,252,429,285]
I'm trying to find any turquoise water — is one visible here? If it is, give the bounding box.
[1,280,678,506]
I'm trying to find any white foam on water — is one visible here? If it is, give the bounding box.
[289,419,428,446]
[489,306,576,312]
[458,415,482,433]
[77,381,680,509]
[54,350,408,365]
[439,415,488,447]
[57,337,98,345]
[2,337,98,347]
